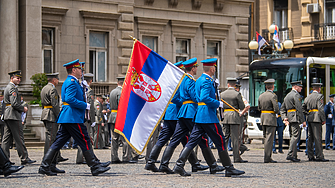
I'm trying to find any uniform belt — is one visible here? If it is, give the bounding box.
[261,110,275,114]
[182,100,195,105]
[277,115,281,117]
[198,102,206,106]
[62,102,69,106]
[309,109,318,112]
[224,109,235,112]
[111,110,118,113]
[287,109,296,112]
[44,106,53,109]
[5,104,11,107]
[169,102,173,105]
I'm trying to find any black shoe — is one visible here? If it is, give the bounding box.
[297,149,303,152]
[51,166,65,173]
[3,165,24,177]
[58,157,69,163]
[83,150,110,176]
[273,151,278,154]
[91,165,111,176]
[308,157,316,161]
[111,160,122,164]
[173,165,190,176]
[21,158,36,165]
[76,161,87,164]
[278,151,284,154]
[159,164,174,174]
[10,162,15,165]
[38,148,58,176]
[225,164,245,177]
[264,160,277,163]
[191,162,209,172]
[325,147,330,150]
[154,160,161,163]
[99,161,111,167]
[173,147,192,176]
[209,165,225,174]
[235,160,248,163]
[127,159,138,163]
[138,155,145,159]
[315,158,329,162]
[286,156,300,162]
[145,163,160,172]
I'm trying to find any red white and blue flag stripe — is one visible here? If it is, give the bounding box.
[273,25,281,48]
[256,31,266,55]
[114,40,185,153]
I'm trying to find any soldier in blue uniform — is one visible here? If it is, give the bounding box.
[173,58,245,177]
[38,59,111,176]
[145,61,208,173]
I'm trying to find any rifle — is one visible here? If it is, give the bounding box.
[213,75,223,121]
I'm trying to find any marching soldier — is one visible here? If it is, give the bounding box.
[1,70,36,165]
[93,94,107,149]
[38,59,110,176]
[280,81,306,162]
[109,77,134,163]
[258,79,279,163]
[0,91,5,142]
[40,73,68,169]
[173,58,244,177]
[220,78,246,163]
[302,81,328,162]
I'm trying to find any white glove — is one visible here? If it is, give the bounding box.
[219,101,224,108]
[82,80,89,88]
[215,79,220,87]
[86,103,91,110]
[91,122,96,127]
[276,114,278,118]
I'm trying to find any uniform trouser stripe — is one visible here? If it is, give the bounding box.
[214,123,225,151]
[78,123,89,151]
[201,136,209,148]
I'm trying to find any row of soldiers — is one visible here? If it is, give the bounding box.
[259,79,329,163]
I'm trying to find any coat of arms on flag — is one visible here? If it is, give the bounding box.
[114,38,185,154]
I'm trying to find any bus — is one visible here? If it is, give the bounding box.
[246,57,335,143]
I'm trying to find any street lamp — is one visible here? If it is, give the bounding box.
[248,23,294,62]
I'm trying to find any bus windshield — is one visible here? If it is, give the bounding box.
[249,66,305,107]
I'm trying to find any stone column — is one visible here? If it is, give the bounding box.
[0,0,19,86]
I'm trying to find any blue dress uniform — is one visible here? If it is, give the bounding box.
[273,102,284,153]
[324,94,335,150]
[145,61,208,174]
[38,59,110,176]
[173,58,245,177]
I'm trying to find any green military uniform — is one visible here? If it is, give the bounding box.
[302,83,328,161]
[1,70,34,164]
[102,101,110,147]
[258,79,279,163]
[220,78,245,163]
[93,96,106,149]
[280,81,305,162]
[108,83,132,162]
[0,91,5,142]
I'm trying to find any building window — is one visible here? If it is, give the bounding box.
[89,32,107,82]
[176,39,190,62]
[207,41,221,79]
[42,28,54,73]
[142,36,158,51]
[274,0,288,41]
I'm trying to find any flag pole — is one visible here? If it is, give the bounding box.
[129,35,137,42]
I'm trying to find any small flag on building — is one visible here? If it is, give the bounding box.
[273,25,281,48]
[114,39,185,154]
[256,31,267,55]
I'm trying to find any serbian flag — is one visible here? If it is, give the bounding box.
[273,25,281,48]
[256,31,266,55]
[114,40,185,154]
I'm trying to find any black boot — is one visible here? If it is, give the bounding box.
[0,148,24,177]
[173,147,192,176]
[188,150,209,172]
[50,151,65,173]
[145,145,162,172]
[218,150,245,177]
[93,152,111,167]
[83,150,110,176]
[201,147,224,174]
[159,146,175,174]
[38,148,58,176]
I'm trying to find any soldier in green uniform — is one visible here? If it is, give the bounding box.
[280,81,306,162]
[0,91,5,142]
[302,82,329,162]
[93,94,106,149]
[220,78,246,163]
[1,70,36,165]
[258,79,279,163]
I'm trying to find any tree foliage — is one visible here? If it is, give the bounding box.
[30,73,48,105]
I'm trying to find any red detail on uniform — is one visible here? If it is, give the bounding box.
[186,135,189,143]
[203,62,216,66]
[12,92,16,97]
[214,123,225,151]
[184,62,197,68]
[202,136,209,148]
[132,73,161,102]
[78,123,89,150]
[65,62,81,69]
[115,41,151,132]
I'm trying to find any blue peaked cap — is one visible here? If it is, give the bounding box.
[174,61,183,67]
[200,58,217,66]
[182,58,198,67]
[63,59,80,68]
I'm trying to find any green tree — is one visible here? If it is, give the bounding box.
[30,73,48,106]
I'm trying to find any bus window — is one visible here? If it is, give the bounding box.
[309,64,325,97]
[330,66,335,95]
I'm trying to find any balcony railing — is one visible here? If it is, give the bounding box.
[91,83,115,96]
[314,23,335,41]
[261,27,293,43]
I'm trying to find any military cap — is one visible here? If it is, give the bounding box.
[84,73,94,79]
[264,79,275,84]
[201,58,217,66]
[63,59,81,69]
[235,79,241,87]
[174,61,184,68]
[311,82,322,87]
[117,76,125,81]
[329,94,335,98]
[227,77,237,82]
[291,80,303,87]
[46,73,59,80]
[80,62,85,71]
[183,58,198,68]
[8,70,22,78]
[0,90,3,97]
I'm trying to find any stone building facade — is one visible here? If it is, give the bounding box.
[253,0,335,58]
[0,0,253,96]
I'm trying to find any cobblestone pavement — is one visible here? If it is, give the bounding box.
[1,140,335,188]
